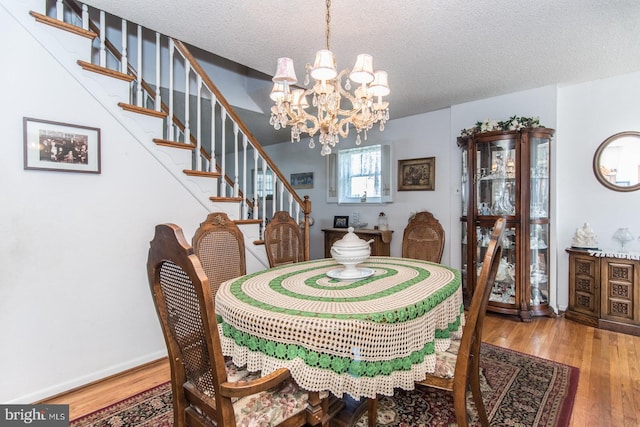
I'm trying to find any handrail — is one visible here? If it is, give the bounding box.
[173,41,309,211]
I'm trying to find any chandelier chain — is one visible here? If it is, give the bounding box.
[325,0,331,51]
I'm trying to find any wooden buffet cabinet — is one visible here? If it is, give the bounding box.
[566,248,640,336]
[322,228,393,258]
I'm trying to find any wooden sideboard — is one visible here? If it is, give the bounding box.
[566,248,640,336]
[322,228,393,258]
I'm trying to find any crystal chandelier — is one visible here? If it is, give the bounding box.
[268,0,390,156]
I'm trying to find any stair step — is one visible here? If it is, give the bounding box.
[153,138,195,150]
[210,196,243,203]
[29,11,96,40]
[183,170,221,178]
[77,60,134,82]
[118,102,167,119]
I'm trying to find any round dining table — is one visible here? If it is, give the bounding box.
[215,256,463,400]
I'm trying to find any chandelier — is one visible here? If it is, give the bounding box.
[268,0,390,156]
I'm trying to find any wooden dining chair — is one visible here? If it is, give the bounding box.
[147,223,317,427]
[192,212,246,297]
[402,211,445,263]
[264,211,305,267]
[415,217,506,427]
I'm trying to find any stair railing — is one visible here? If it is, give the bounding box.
[39,0,312,255]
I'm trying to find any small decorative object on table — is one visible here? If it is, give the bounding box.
[333,215,349,228]
[377,212,389,230]
[328,227,374,279]
[571,222,599,249]
[612,227,634,251]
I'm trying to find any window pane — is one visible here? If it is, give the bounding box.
[338,145,382,202]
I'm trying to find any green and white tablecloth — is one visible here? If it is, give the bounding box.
[215,256,463,399]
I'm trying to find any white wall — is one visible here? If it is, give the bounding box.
[0,4,210,403]
[556,72,640,302]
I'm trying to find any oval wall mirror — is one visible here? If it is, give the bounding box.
[593,131,640,192]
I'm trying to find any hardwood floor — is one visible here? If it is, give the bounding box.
[42,314,640,425]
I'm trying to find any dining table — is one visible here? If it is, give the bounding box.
[215,256,464,408]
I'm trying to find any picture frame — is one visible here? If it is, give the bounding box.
[333,215,349,228]
[398,156,435,191]
[23,117,101,174]
[291,172,314,189]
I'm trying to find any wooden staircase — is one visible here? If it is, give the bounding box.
[23,0,312,266]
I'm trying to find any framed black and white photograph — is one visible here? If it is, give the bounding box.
[23,117,101,174]
[333,215,349,228]
[290,172,314,189]
[398,156,435,191]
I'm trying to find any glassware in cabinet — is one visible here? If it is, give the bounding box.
[475,223,517,305]
[475,138,517,217]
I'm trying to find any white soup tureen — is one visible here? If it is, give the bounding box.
[330,227,373,278]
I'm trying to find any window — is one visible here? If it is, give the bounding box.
[252,168,273,199]
[328,144,392,204]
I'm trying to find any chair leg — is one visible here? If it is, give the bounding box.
[470,371,489,426]
[452,387,469,427]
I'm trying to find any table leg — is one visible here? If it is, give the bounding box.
[367,396,377,427]
[307,391,345,426]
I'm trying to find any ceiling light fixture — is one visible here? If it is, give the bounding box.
[268,0,390,156]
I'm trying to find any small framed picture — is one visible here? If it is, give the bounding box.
[23,117,101,174]
[333,215,349,228]
[398,156,435,191]
[290,172,314,189]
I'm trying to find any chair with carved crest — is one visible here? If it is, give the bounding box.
[147,223,325,427]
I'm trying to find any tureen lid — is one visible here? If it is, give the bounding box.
[332,227,370,248]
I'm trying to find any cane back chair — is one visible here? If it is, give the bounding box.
[264,211,306,267]
[192,212,245,297]
[147,223,318,427]
[402,211,445,263]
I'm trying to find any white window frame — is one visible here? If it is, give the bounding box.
[327,144,393,204]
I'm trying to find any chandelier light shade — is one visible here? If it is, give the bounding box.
[273,57,298,84]
[269,0,390,156]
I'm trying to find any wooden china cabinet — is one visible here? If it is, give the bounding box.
[458,127,555,321]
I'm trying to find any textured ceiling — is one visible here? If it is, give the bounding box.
[82,0,640,144]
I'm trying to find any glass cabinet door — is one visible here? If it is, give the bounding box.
[529,223,549,305]
[530,137,550,219]
[461,223,468,296]
[475,138,517,217]
[461,145,468,216]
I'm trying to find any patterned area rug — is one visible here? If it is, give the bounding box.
[70,344,578,427]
